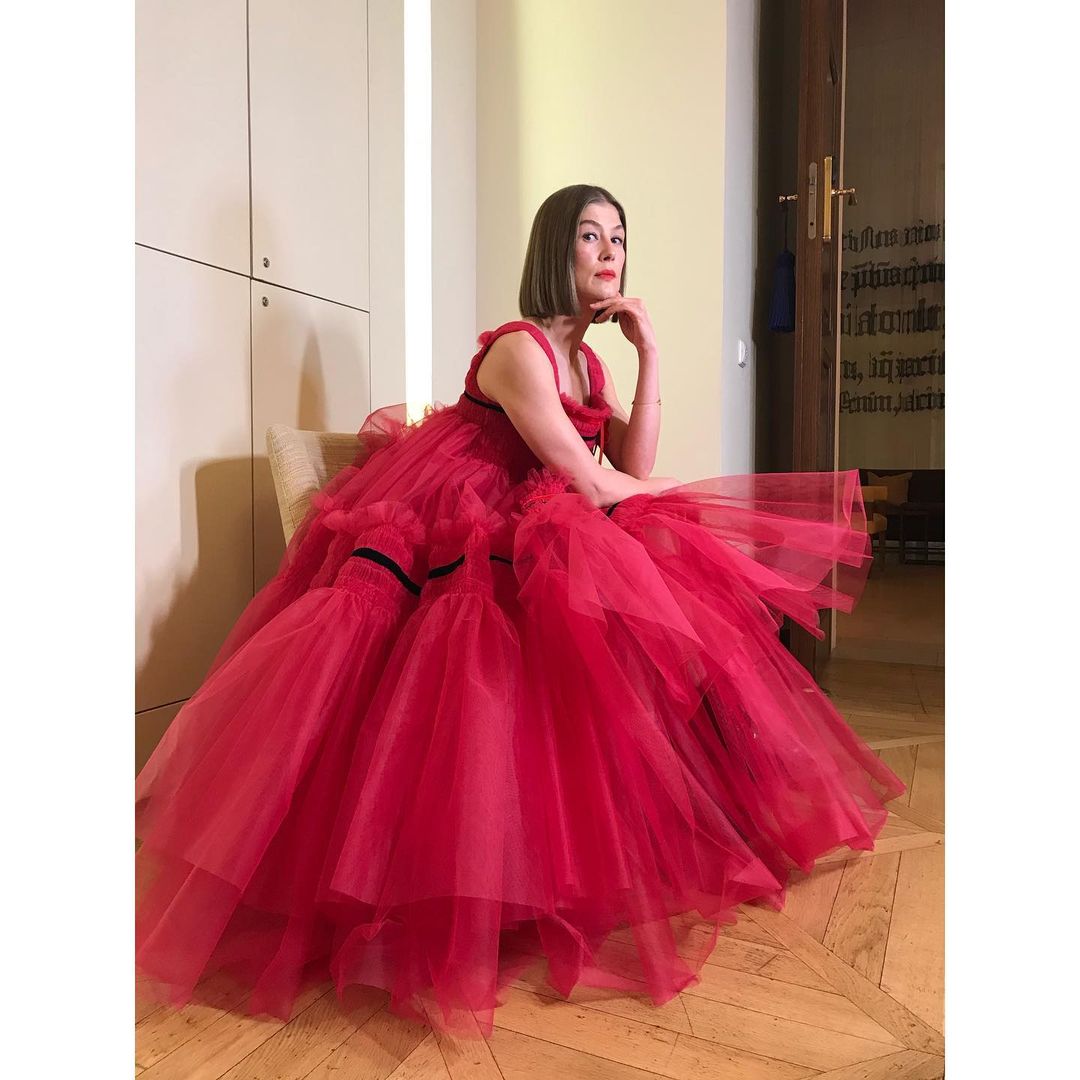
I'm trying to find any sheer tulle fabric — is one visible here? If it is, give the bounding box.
[137,375,905,1038]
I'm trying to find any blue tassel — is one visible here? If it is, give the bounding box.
[768,247,796,333]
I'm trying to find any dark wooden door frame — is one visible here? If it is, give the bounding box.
[789,0,847,681]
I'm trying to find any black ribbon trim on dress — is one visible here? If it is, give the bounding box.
[353,545,516,588]
[428,552,516,579]
[427,554,466,578]
[604,500,621,517]
[463,390,506,412]
[463,391,598,445]
[350,546,423,595]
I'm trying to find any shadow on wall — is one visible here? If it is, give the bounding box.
[252,324,341,588]
[136,456,252,770]
[294,330,333,427]
[138,324,345,771]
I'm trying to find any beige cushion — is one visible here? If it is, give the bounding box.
[868,470,912,505]
[265,424,363,543]
[866,512,888,535]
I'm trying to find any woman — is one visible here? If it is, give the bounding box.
[135,184,905,1040]
[476,185,677,503]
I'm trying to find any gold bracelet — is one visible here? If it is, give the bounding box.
[632,397,661,405]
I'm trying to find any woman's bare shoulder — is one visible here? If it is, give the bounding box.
[476,330,552,399]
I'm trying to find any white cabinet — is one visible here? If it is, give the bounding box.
[250,0,370,310]
[135,0,250,274]
[135,0,389,736]
[135,247,254,711]
[251,283,371,588]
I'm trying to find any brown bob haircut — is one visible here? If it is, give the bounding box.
[518,184,627,321]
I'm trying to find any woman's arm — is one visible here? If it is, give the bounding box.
[595,352,661,478]
[477,332,680,508]
[587,294,662,478]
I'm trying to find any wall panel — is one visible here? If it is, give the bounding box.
[135,247,253,711]
[250,0,370,309]
[135,0,250,273]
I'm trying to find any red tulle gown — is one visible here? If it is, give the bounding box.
[135,320,906,1038]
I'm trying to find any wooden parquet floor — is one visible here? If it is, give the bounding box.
[136,658,945,1080]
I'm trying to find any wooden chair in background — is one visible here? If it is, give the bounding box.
[861,483,890,571]
[265,424,361,545]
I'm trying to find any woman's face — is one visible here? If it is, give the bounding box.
[573,201,625,316]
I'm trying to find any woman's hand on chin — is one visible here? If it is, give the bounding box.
[588,294,658,355]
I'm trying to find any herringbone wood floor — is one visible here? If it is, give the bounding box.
[136,658,945,1080]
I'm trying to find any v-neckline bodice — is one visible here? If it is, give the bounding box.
[466,321,612,426]
[521,322,598,411]
[558,348,591,410]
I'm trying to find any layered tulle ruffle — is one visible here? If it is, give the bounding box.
[136,422,906,1038]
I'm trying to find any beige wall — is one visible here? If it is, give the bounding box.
[476,0,734,480]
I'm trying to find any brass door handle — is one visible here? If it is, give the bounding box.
[776,173,855,245]
[775,187,855,206]
[823,157,857,240]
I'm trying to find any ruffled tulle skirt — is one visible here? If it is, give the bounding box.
[135,402,906,1038]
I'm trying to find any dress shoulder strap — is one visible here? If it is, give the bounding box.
[474,321,562,393]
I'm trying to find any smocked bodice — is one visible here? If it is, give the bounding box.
[457,321,612,463]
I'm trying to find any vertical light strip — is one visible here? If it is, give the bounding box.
[403,0,432,422]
